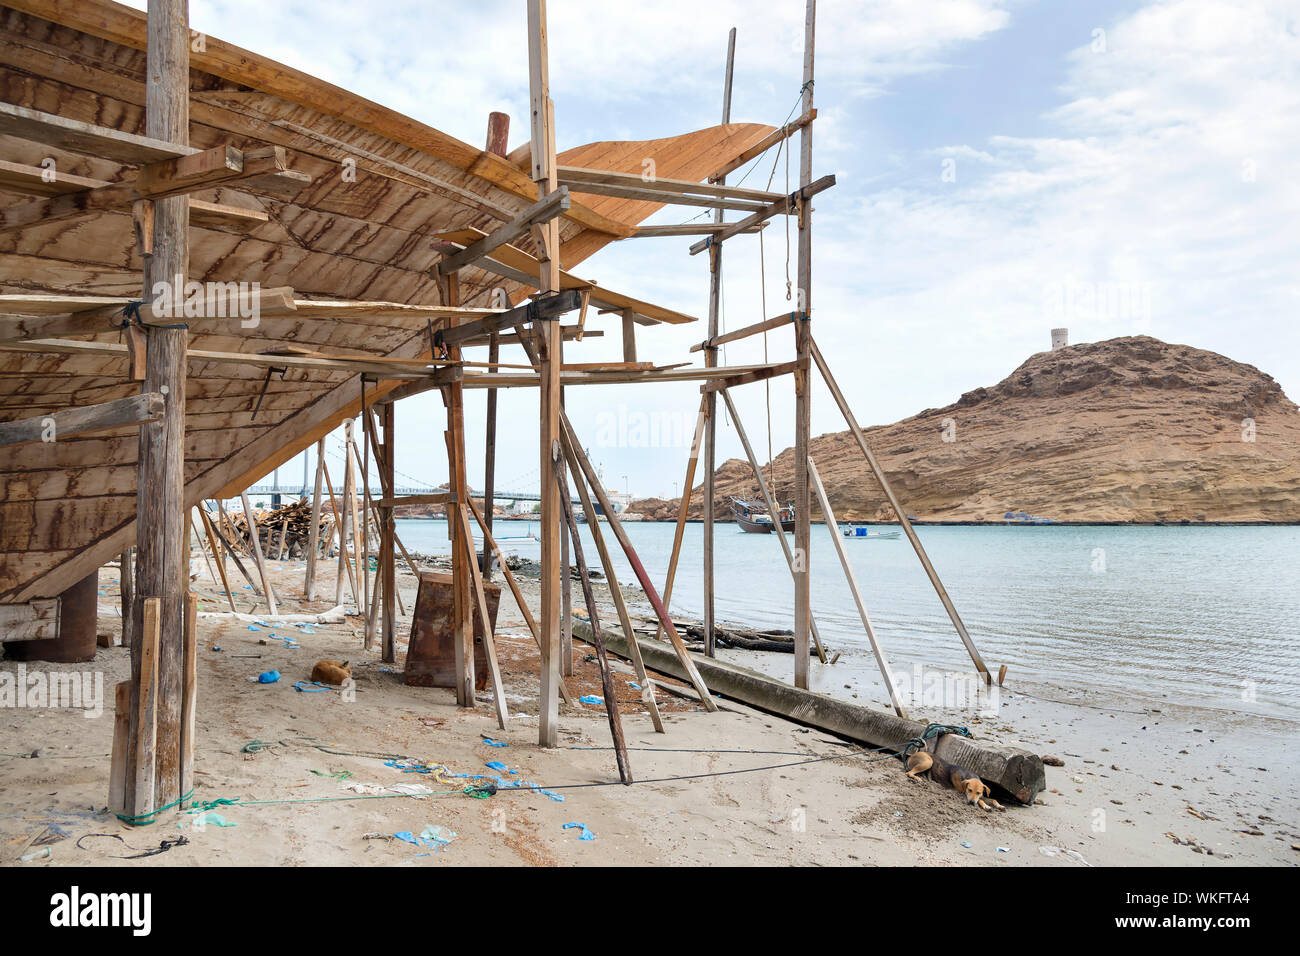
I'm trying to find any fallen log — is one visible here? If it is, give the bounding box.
[577,620,1045,804]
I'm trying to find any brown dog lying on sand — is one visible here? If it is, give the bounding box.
[311,659,351,685]
[905,750,1003,811]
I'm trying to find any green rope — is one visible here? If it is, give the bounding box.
[114,788,195,826]
[893,723,973,764]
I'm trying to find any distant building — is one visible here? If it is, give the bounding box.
[1051,328,1069,350]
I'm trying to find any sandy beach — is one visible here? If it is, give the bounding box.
[2,554,1296,869]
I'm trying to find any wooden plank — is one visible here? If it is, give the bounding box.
[436,289,582,348]
[718,388,827,662]
[810,337,993,681]
[130,596,161,820]
[807,457,908,717]
[0,392,163,447]
[198,505,236,612]
[436,186,571,275]
[0,100,189,164]
[0,158,106,196]
[379,404,397,663]
[108,681,131,816]
[179,590,198,805]
[188,198,270,229]
[687,174,835,255]
[0,597,58,642]
[620,309,637,364]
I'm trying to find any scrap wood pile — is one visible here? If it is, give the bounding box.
[221,499,334,561]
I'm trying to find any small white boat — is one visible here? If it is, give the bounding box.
[840,526,900,540]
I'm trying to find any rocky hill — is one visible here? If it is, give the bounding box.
[629,336,1300,524]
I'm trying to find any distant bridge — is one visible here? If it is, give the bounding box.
[245,485,572,505]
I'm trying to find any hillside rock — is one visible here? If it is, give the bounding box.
[627,336,1300,524]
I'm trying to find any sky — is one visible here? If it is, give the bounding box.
[124,0,1300,499]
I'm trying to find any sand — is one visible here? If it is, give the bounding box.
[2,556,1297,867]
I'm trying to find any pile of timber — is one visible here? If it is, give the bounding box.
[634,617,814,654]
[224,499,332,561]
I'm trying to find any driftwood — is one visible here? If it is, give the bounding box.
[225,498,332,561]
[635,616,817,654]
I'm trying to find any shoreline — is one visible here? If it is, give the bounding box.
[2,557,1296,867]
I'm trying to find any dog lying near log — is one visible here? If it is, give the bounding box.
[905,750,1004,811]
[311,659,351,685]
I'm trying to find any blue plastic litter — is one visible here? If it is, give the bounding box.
[629,682,641,690]
[257,670,280,684]
[960,841,972,848]
[247,625,261,631]
[484,761,510,773]
[481,736,507,748]
[293,681,330,693]
[579,695,604,705]
[562,822,595,841]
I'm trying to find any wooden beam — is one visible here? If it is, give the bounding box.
[620,309,637,363]
[179,590,198,806]
[304,439,325,600]
[436,186,571,275]
[436,289,582,348]
[457,506,509,729]
[559,164,783,203]
[699,358,800,393]
[0,144,289,234]
[702,26,737,658]
[690,312,796,353]
[240,493,278,615]
[529,0,563,750]
[708,109,817,183]
[0,598,59,642]
[0,100,188,164]
[719,388,827,663]
[557,176,770,212]
[792,0,817,690]
[687,174,835,255]
[631,221,766,238]
[810,337,993,681]
[129,596,161,821]
[807,457,908,717]
[0,392,163,446]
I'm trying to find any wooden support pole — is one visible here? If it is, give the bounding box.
[197,507,236,612]
[620,308,637,363]
[189,509,218,586]
[559,355,572,678]
[807,457,908,717]
[792,0,817,689]
[359,412,375,649]
[109,681,131,815]
[657,398,707,646]
[720,389,827,662]
[457,506,509,729]
[129,0,190,813]
[208,501,261,595]
[479,112,507,582]
[810,338,992,681]
[379,403,397,663]
[564,439,665,734]
[529,0,563,748]
[702,26,737,659]
[180,590,198,805]
[552,453,632,782]
[558,414,717,711]
[240,492,278,615]
[467,496,580,708]
[304,438,325,599]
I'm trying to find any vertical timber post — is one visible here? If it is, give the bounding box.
[304,439,325,599]
[480,111,509,579]
[702,26,737,658]
[128,0,190,816]
[528,0,563,748]
[379,403,397,663]
[792,0,816,689]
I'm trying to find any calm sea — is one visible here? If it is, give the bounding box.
[394,519,1300,721]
